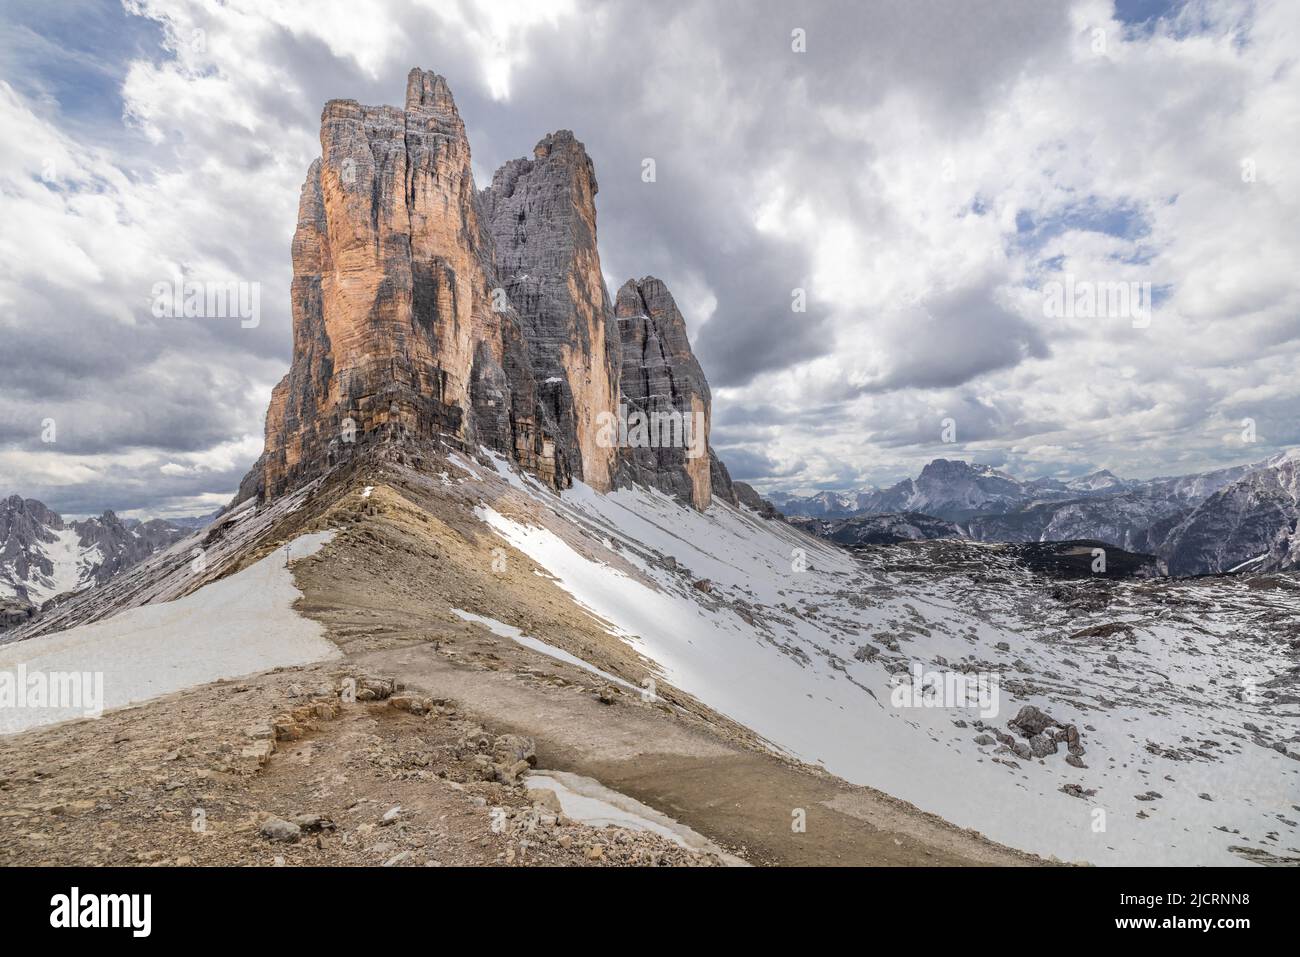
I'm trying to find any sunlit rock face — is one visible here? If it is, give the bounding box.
[252,69,568,501]
[243,70,737,513]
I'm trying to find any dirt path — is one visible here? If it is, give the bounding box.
[355,642,1039,866]
[289,468,1042,866]
[0,462,1042,867]
[0,660,727,868]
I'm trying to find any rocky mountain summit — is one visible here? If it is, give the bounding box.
[772,459,1028,519]
[612,277,728,510]
[1152,450,1300,575]
[6,67,1295,872]
[240,69,731,513]
[0,495,187,627]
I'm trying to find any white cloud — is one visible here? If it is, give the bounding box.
[2,0,1296,513]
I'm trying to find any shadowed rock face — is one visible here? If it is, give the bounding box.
[252,69,569,500]
[482,131,621,492]
[614,278,733,510]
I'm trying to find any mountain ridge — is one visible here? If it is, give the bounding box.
[775,452,1300,575]
[0,494,189,627]
[238,68,732,513]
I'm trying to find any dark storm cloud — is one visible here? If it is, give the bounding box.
[712,446,806,483]
[459,1,1073,388]
[15,460,248,519]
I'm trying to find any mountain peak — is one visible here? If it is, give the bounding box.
[0,495,186,620]
[241,71,730,512]
[919,458,1009,480]
[612,276,722,509]
[1066,468,1126,492]
[404,68,458,118]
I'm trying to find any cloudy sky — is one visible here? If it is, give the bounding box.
[1,0,1296,516]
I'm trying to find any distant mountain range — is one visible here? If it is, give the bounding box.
[772,452,1300,576]
[0,496,193,628]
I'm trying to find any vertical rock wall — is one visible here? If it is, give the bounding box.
[255,70,568,500]
[245,69,734,513]
[482,131,621,491]
[613,278,734,510]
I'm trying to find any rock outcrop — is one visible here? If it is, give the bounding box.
[482,131,621,492]
[790,511,964,546]
[250,69,570,501]
[613,277,732,510]
[733,481,781,519]
[243,70,737,513]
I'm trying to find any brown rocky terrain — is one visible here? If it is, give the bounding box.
[0,445,1037,867]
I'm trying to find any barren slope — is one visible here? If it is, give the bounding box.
[0,446,1036,866]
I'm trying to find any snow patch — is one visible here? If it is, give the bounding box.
[0,532,340,735]
[524,770,745,864]
[452,608,645,696]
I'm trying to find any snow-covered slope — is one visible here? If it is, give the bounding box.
[1065,469,1130,493]
[0,532,340,734]
[1151,451,1300,575]
[471,457,1300,866]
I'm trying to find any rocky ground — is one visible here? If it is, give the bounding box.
[0,662,725,867]
[0,450,1040,867]
[0,631,1032,868]
[8,442,1291,866]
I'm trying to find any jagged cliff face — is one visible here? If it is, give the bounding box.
[254,69,568,500]
[1154,453,1300,574]
[482,131,621,492]
[245,69,732,513]
[614,277,730,510]
[0,495,187,621]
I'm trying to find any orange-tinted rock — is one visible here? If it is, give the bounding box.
[243,69,736,513]
[250,69,569,500]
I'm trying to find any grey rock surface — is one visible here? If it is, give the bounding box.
[482,131,622,491]
[612,277,732,510]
